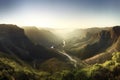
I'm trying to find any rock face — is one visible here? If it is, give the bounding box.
[108,26,120,52]
[65,26,120,61]
[0,24,71,70]
[110,26,120,39]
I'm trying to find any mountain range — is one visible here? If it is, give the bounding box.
[0,24,120,80]
[0,24,73,73]
[64,26,120,64]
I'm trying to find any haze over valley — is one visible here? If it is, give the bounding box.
[0,0,120,80]
[0,24,120,80]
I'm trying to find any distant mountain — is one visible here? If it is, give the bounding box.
[0,24,72,72]
[65,26,120,63]
[64,27,109,51]
[23,27,63,48]
[66,27,109,40]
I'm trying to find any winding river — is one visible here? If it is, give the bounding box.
[58,50,77,67]
[51,40,77,67]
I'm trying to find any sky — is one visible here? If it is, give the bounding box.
[0,0,120,29]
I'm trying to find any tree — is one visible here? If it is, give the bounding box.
[112,52,120,63]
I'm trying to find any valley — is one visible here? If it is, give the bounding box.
[0,24,120,80]
[0,0,120,79]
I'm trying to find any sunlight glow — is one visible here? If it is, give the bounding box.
[0,8,119,29]
[0,0,119,29]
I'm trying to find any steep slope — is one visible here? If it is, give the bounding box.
[65,27,109,59]
[65,26,120,61]
[66,27,109,42]
[84,26,120,64]
[0,24,72,71]
[23,27,63,48]
[108,26,120,51]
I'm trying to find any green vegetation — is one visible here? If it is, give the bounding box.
[1,52,120,80]
[72,52,120,80]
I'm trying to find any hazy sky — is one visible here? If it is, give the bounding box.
[0,0,120,28]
